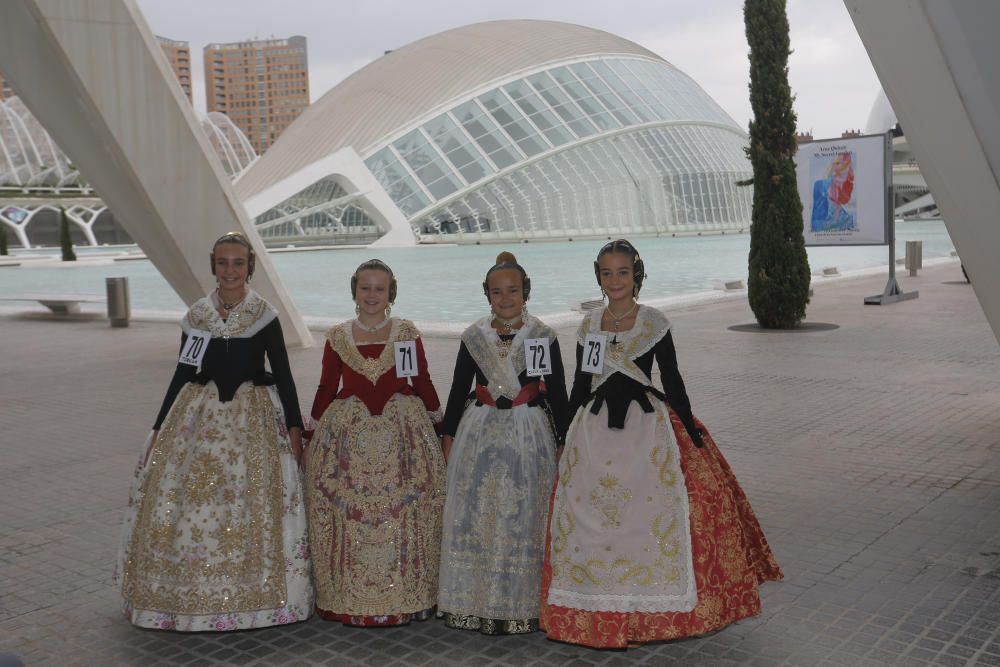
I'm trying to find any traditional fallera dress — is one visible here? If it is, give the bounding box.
[438,314,568,634]
[539,305,782,648]
[305,318,446,626]
[116,289,313,631]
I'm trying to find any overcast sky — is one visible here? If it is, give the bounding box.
[135,0,883,140]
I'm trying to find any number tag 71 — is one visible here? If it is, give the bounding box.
[179,329,211,370]
[581,333,607,375]
[395,340,418,378]
[524,338,551,377]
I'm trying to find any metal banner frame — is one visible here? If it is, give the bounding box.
[864,132,918,305]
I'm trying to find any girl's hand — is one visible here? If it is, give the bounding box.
[289,426,304,465]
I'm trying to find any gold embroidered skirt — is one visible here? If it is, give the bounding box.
[305,394,445,620]
[116,381,313,631]
[438,403,556,625]
[540,402,783,647]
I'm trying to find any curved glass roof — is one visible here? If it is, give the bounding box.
[357,55,748,238]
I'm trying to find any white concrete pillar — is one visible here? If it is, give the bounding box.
[0,0,312,346]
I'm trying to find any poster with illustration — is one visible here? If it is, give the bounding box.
[795,134,890,246]
[810,151,856,232]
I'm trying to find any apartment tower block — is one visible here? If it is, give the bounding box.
[204,36,309,153]
[156,36,193,103]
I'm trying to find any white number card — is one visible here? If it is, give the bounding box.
[581,333,607,375]
[179,329,211,369]
[524,338,552,377]
[394,340,419,378]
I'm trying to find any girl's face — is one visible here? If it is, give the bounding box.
[487,268,525,320]
[354,268,391,317]
[597,251,635,302]
[213,243,250,291]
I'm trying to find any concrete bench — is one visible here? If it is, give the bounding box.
[0,293,105,315]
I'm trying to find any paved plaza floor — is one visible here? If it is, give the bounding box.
[2,261,1000,666]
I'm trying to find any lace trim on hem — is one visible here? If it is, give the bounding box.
[546,588,698,614]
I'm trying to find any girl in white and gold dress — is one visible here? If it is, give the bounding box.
[116,232,312,631]
[540,239,782,648]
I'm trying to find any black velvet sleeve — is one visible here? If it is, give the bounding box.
[544,338,570,445]
[655,330,703,446]
[262,318,303,430]
[153,333,197,430]
[441,342,477,438]
[567,342,593,424]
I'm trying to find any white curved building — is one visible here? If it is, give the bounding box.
[0,98,256,247]
[237,20,753,245]
[0,95,85,190]
[200,111,257,179]
[865,89,934,218]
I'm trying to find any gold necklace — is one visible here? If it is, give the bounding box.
[493,315,522,336]
[493,316,521,359]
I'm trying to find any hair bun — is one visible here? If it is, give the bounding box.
[495,251,517,265]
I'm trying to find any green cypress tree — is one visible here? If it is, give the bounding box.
[744,0,810,328]
[0,224,8,256]
[60,208,77,261]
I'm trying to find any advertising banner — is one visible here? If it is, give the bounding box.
[795,133,891,246]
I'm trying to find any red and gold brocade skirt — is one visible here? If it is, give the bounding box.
[539,404,782,648]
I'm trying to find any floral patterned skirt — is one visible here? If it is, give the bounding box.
[437,404,556,632]
[305,394,445,626]
[539,401,782,648]
[116,381,313,631]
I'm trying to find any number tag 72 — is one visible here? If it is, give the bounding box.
[179,329,211,370]
[395,340,419,378]
[524,338,551,377]
[581,333,607,375]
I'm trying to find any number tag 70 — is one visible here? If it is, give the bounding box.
[524,338,551,377]
[179,329,211,370]
[581,333,607,375]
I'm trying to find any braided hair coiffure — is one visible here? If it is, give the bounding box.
[594,238,646,297]
[483,251,531,302]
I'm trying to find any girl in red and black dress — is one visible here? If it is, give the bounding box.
[304,259,446,626]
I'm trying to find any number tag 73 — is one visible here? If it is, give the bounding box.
[524,338,551,377]
[395,340,419,378]
[179,329,211,370]
[581,333,607,375]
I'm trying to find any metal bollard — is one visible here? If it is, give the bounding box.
[905,240,923,277]
[106,276,130,327]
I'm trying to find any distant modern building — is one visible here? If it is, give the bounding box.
[865,89,934,218]
[237,20,754,246]
[156,36,193,103]
[204,36,309,154]
[0,94,256,247]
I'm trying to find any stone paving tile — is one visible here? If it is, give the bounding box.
[3,262,1000,665]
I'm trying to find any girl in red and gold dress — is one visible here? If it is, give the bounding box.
[539,240,782,648]
[304,259,446,626]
